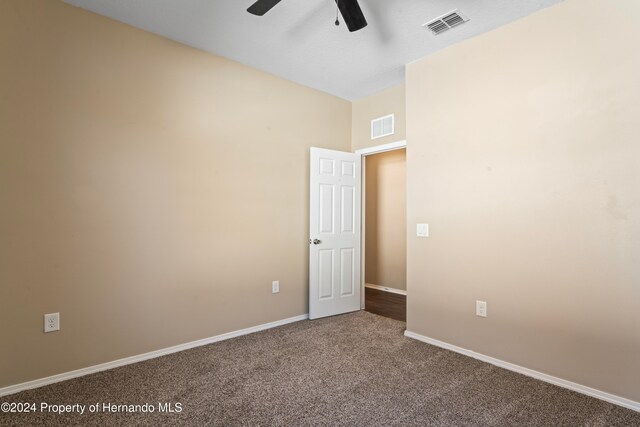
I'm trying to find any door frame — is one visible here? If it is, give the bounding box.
[354,140,407,309]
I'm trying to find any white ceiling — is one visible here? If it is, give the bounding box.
[63,0,563,100]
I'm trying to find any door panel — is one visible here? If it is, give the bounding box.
[340,248,354,296]
[319,184,334,234]
[341,186,355,233]
[318,249,334,300]
[309,147,361,319]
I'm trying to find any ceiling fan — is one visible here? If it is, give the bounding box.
[247,0,368,32]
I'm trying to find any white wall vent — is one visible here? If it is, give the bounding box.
[371,114,394,140]
[423,10,469,35]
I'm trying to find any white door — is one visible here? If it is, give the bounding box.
[309,147,361,319]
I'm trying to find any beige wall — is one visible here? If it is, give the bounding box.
[365,150,406,290]
[0,0,351,388]
[406,0,640,402]
[352,84,405,151]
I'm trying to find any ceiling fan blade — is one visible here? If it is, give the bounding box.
[337,0,368,32]
[247,0,282,16]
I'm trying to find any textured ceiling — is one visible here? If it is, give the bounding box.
[62,0,563,100]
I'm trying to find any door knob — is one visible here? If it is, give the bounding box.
[312,239,322,245]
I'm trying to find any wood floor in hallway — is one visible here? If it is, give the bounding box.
[364,287,406,322]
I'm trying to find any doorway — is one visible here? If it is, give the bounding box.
[308,142,405,321]
[358,142,406,322]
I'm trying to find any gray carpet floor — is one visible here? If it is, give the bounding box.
[2,311,639,426]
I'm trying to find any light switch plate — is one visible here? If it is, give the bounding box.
[417,223,429,237]
[476,301,487,318]
[44,313,60,332]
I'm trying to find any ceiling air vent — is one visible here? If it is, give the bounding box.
[371,114,394,140]
[423,9,469,35]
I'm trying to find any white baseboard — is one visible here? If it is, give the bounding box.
[404,330,640,413]
[0,314,309,398]
[365,283,407,296]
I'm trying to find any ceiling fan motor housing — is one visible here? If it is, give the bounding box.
[247,0,368,32]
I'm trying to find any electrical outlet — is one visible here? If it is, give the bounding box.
[272,280,280,294]
[44,313,60,332]
[417,223,429,237]
[476,301,487,318]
